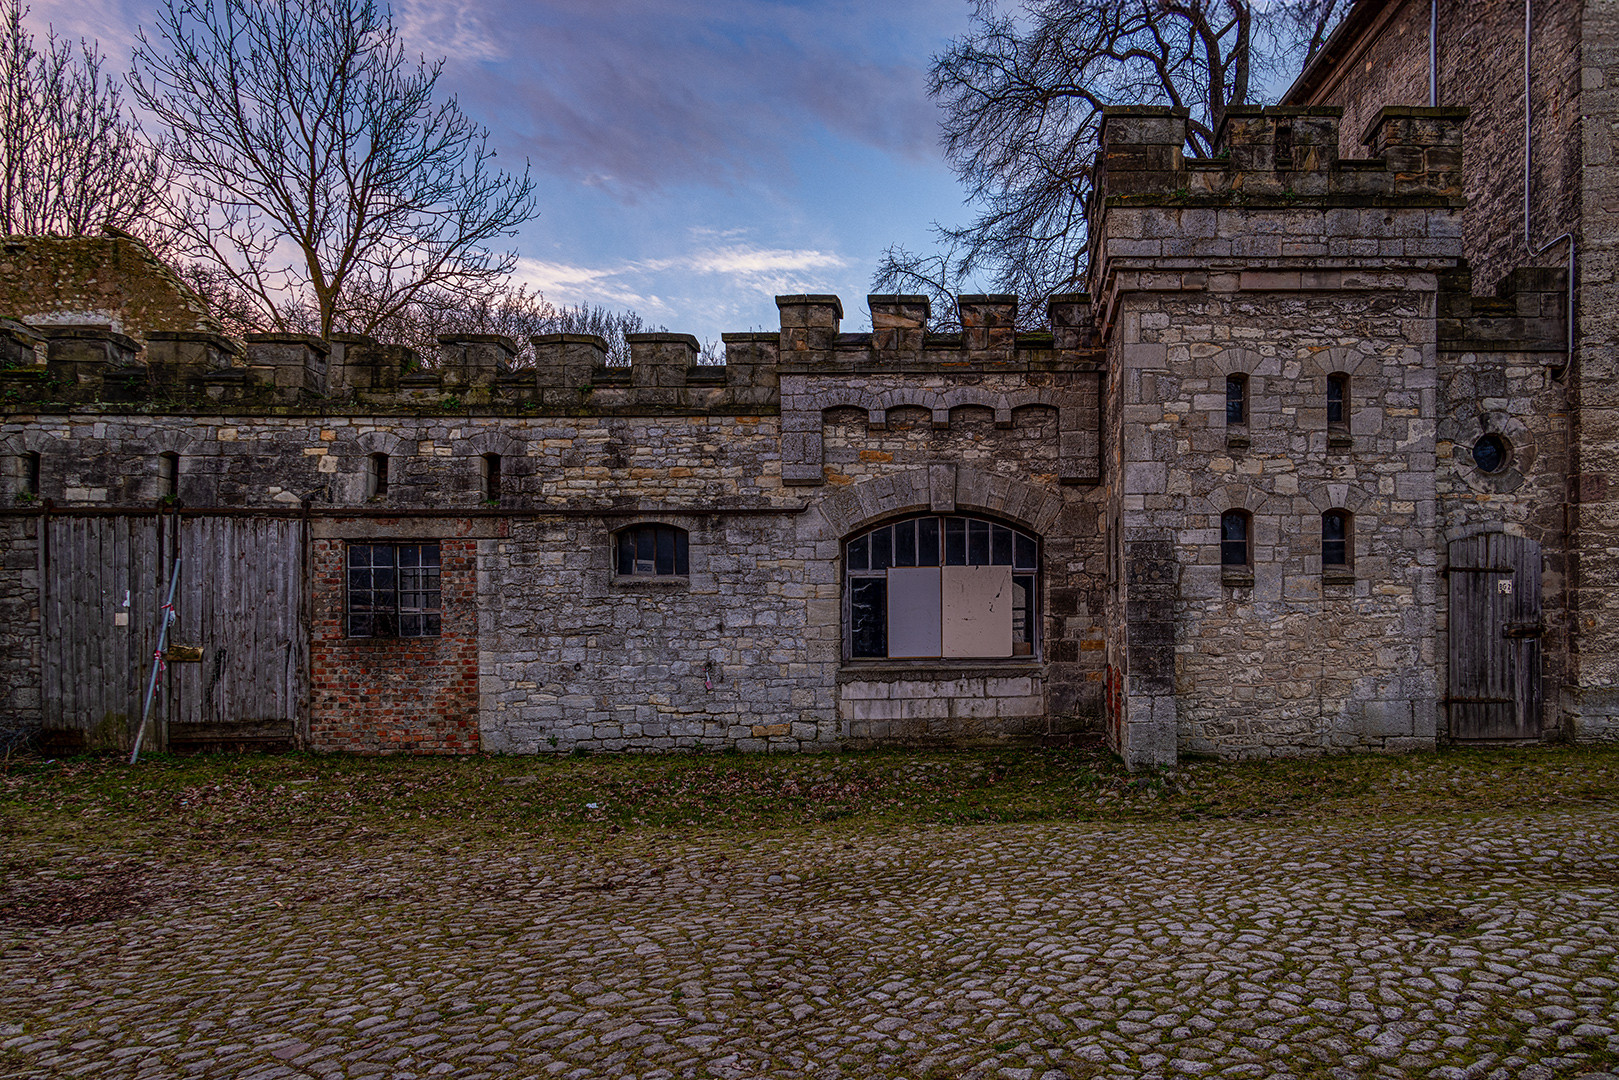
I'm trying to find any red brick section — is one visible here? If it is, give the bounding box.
[309,536,479,753]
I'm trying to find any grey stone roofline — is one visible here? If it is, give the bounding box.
[0,292,1105,417]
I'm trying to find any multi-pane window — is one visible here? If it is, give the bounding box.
[1221,511,1250,567]
[1326,373,1349,427]
[1225,374,1248,426]
[1322,510,1350,568]
[846,515,1038,659]
[347,542,441,637]
[615,524,689,576]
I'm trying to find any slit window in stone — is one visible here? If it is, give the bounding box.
[159,452,179,498]
[482,453,501,501]
[21,451,39,495]
[1327,374,1349,427]
[367,452,389,498]
[347,542,441,638]
[1226,374,1248,426]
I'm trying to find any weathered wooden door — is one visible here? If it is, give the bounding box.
[41,513,307,752]
[162,516,307,751]
[1447,532,1543,740]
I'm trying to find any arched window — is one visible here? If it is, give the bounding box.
[366,452,389,498]
[1220,510,1250,567]
[1326,373,1349,428]
[845,514,1038,659]
[1225,373,1248,426]
[158,452,179,498]
[1322,510,1351,568]
[481,453,502,502]
[615,523,689,577]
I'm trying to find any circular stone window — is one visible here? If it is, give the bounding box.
[1472,433,1510,474]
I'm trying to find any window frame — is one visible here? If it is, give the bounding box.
[1225,373,1248,428]
[346,541,442,639]
[1220,510,1252,569]
[613,523,690,578]
[1322,509,1352,573]
[1326,373,1350,429]
[843,513,1040,662]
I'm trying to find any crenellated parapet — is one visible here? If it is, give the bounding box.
[0,289,1105,417]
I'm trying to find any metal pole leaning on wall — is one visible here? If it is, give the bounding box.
[128,556,180,765]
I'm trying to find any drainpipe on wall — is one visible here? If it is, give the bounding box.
[1430,0,1438,107]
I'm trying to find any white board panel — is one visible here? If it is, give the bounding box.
[887,567,942,658]
[941,565,1013,658]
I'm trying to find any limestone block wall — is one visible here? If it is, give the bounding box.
[1111,286,1443,758]
[1571,3,1619,742]
[0,517,40,744]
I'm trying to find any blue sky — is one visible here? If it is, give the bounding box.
[29,0,982,345]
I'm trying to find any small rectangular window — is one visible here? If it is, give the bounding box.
[616,524,690,577]
[1221,511,1250,567]
[1327,374,1348,426]
[1226,374,1247,426]
[159,452,179,498]
[367,453,389,498]
[482,453,501,502]
[348,542,441,638]
[21,451,40,496]
[1323,511,1350,568]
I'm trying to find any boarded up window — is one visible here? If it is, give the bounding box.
[847,515,1036,660]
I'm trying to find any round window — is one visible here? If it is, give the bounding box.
[1472,433,1509,474]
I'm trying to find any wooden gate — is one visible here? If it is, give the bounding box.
[41,513,307,752]
[1446,532,1543,741]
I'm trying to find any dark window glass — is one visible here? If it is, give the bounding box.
[348,542,441,637]
[918,517,940,567]
[850,577,887,657]
[894,519,917,566]
[968,520,991,565]
[944,518,967,565]
[1323,511,1349,567]
[1472,434,1508,474]
[870,526,893,571]
[1221,511,1250,567]
[1327,374,1348,426]
[1014,532,1038,571]
[992,524,1014,566]
[22,452,40,495]
[1226,374,1247,426]
[617,524,690,576]
[847,534,869,571]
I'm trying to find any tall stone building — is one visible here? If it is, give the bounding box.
[1,0,1614,766]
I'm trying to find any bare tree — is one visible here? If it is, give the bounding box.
[132,0,538,340]
[874,0,1348,317]
[0,0,167,237]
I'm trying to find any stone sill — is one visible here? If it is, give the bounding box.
[1221,570,1254,587]
[1327,431,1353,449]
[837,661,1042,684]
[1323,571,1356,586]
[610,575,690,588]
[1225,433,1250,450]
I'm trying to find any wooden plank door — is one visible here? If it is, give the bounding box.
[162,516,307,751]
[1447,532,1543,740]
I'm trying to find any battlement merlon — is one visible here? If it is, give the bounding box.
[1088,103,1469,329]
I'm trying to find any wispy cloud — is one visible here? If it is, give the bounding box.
[516,241,848,313]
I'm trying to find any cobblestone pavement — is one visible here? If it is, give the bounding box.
[3,808,1618,1079]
